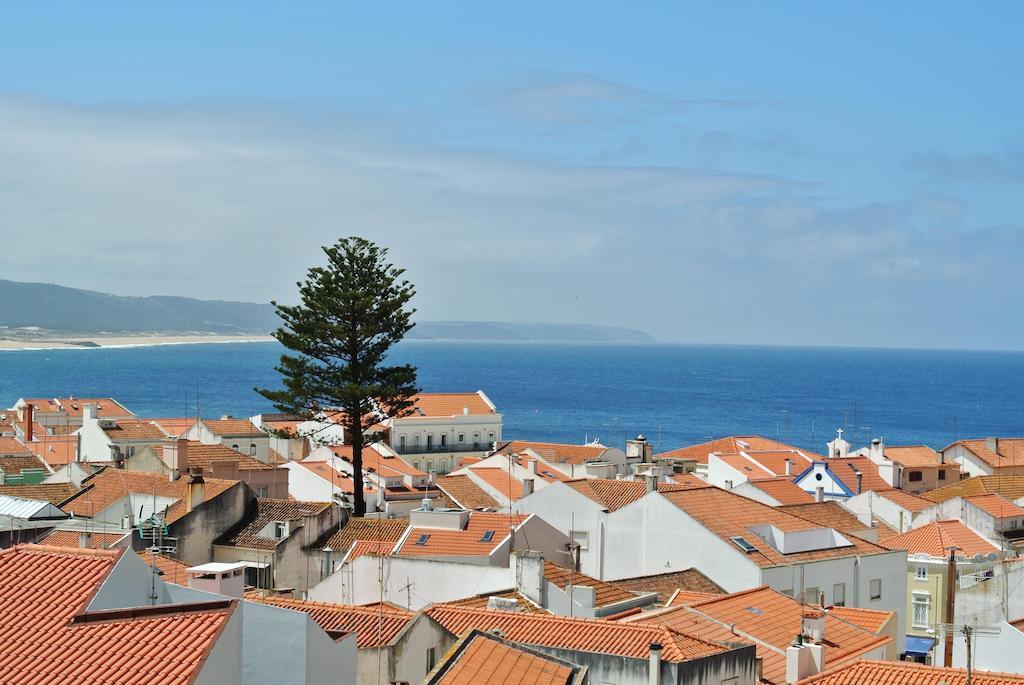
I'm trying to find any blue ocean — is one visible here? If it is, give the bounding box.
[1,341,1022,454]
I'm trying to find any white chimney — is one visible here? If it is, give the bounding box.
[79,531,92,549]
[187,562,246,598]
[463,407,470,416]
[802,609,825,641]
[164,439,189,481]
[869,438,884,463]
[986,437,998,453]
[421,496,433,511]
[82,403,97,422]
[784,459,792,476]
[815,486,825,503]
[649,642,663,685]
[522,478,535,497]
[186,470,205,511]
[645,474,657,493]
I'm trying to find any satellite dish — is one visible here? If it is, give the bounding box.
[973,554,987,563]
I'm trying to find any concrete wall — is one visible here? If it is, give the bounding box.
[88,550,173,609]
[732,481,783,507]
[844,491,916,534]
[390,613,450,685]
[169,481,256,566]
[956,560,1024,626]
[194,605,244,685]
[952,620,1024,674]
[514,482,609,577]
[242,600,354,685]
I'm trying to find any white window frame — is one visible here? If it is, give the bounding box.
[870,578,882,600]
[570,530,589,551]
[833,582,846,607]
[915,565,928,581]
[912,592,930,628]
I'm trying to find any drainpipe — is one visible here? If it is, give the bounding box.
[648,642,663,685]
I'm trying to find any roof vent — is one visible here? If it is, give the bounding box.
[730,536,758,553]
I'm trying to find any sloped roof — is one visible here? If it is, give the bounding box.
[216,498,333,550]
[21,397,133,418]
[148,418,196,437]
[500,440,610,465]
[666,590,721,607]
[323,517,409,555]
[428,629,579,685]
[436,474,501,510]
[41,530,128,549]
[608,568,724,603]
[25,436,78,466]
[819,456,891,493]
[62,469,238,523]
[104,420,167,441]
[245,593,414,648]
[0,437,33,456]
[658,487,890,568]
[799,659,1024,685]
[780,502,873,535]
[880,520,1000,558]
[947,438,1024,470]
[542,561,642,608]
[201,418,267,437]
[425,605,727,663]
[0,482,79,506]
[656,436,810,464]
[0,544,233,684]
[745,476,814,505]
[443,590,547,614]
[884,445,943,468]
[406,392,495,418]
[469,467,523,501]
[295,460,376,495]
[0,453,49,475]
[924,475,1024,503]
[873,489,935,513]
[826,605,894,634]
[138,551,190,585]
[396,512,528,558]
[185,441,276,471]
[964,494,1024,519]
[564,478,707,513]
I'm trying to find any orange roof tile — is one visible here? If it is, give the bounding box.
[396,512,528,559]
[713,452,777,479]
[718,450,816,478]
[406,392,495,418]
[25,435,78,465]
[436,474,501,510]
[21,397,133,418]
[608,569,724,603]
[443,591,547,614]
[799,659,1024,685]
[0,437,33,456]
[821,456,892,493]
[924,475,1024,503]
[0,452,49,475]
[41,530,128,549]
[658,487,890,568]
[201,418,267,436]
[880,520,1000,558]
[330,445,426,478]
[185,441,276,471]
[245,594,414,647]
[0,544,233,684]
[564,478,709,512]
[666,590,720,607]
[948,438,1024,470]
[104,420,167,441]
[747,476,815,504]
[469,467,524,501]
[138,551,191,585]
[500,440,610,465]
[669,473,709,488]
[884,445,944,468]
[0,482,79,505]
[874,489,935,513]
[656,436,813,465]
[148,417,197,437]
[542,561,641,608]
[426,605,726,663]
[780,501,873,535]
[62,468,238,523]
[296,461,376,495]
[431,630,577,685]
[323,517,408,556]
[216,498,333,550]
[964,494,1024,519]
[826,605,894,634]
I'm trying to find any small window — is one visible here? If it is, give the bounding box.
[912,593,930,628]
[908,471,923,482]
[413,461,420,470]
[415,534,430,546]
[426,460,433,471]
[231,443,239,450]
[938,469,947,481]
[413,435,420,447]
[457,433,465,443]
[488,432,495,442]
[426,647,436,673]
[570,530,589,551]
[273,521,286,538]
[870,579,882,600]
[833,583,846,607]
[400,436,407,450]
[480,531,495,542]
[249,443,257,456]
[440,434,447,447]
[804,587,820,605]
[730,536,757,553]
[256,486,269,498]
[916,565,928,581]
[473,433,480,448]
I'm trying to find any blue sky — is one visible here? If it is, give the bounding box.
[2,3,1022,347]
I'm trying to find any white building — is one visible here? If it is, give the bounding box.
[385,392,502,474]
[74,403,167,462]
[185,417,272,462]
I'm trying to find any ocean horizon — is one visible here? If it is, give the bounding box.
[1,340,1022,454]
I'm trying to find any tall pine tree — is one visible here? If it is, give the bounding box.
[258,237,418,516]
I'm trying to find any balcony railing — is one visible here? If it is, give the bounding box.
[392,442,491,456]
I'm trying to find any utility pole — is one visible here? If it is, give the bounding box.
[944,546,961,667]
[963,625,973,685]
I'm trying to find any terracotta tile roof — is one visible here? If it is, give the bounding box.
[0,453,49,475]
[799,659,1024,685]
[669,473,709,487]
[884,445,943,468]
[542,561,641,608]
[62,468,238,523]
[323,517,408,555]
[656,436,812,465]
[330,445,426,478]
[714,452,776,479]
[436,474,500,510]
[216,498,333,550]
[658,487,890,568]
[406,392,495,418]
[820,456,891,494]
[296,461,376,495]
[396,512,528,558]
[875,489,935,513]
[22,397,133,418]
[964,494,1024,519]
[747,476,814,504]
[511,456,571,483]
[0,482,78,505]
[186,441,276,471]
[41,530,128,549]
[25,435,78,465]
[608,569,725,603]
[469,467,523,501]
[826,605,893,634]
[780,502,873,535]
[666,590,720,606]
[426,605,726,662]
[430,630,577,685]
[138,551,191,585]
[245,594,414,648]
[443,590,547,614]
[500,440,609,465]
[880,520,1000,558]
[104,420,167,441]
[0,544,233,684]
[148,417,196,437]
[924,475,1024,503]
[0,437,33,456]
[201,418,267,437]
[718,450,816,478]
[564,478,708,512]
[948,438,1024,470]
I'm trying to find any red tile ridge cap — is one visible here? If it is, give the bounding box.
[688,584,772,609]
[12,542,121,558]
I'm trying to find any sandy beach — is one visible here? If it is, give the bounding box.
[0,334,276,350]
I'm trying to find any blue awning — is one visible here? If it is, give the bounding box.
[905,635,936,656]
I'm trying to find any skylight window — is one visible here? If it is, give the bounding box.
[730,536,758,553]
[415,534,430,546]
[480,531,495,542]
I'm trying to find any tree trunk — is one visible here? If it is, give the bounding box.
[350,415,366,517]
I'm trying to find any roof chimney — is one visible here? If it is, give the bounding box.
[463,407,470,415]
[986,437,998,454]
[784,459,792,476]
[645,474,658,493]
[186,469,205,511]
[79,531,92,549]
[23,404,33,443]
[82,403,97,422]
[522,478,535,497]
[421,496,433,511]
[855,472,863,495]
[815,486,825,503]
[649,642,663,685]
[164,439,189,481]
